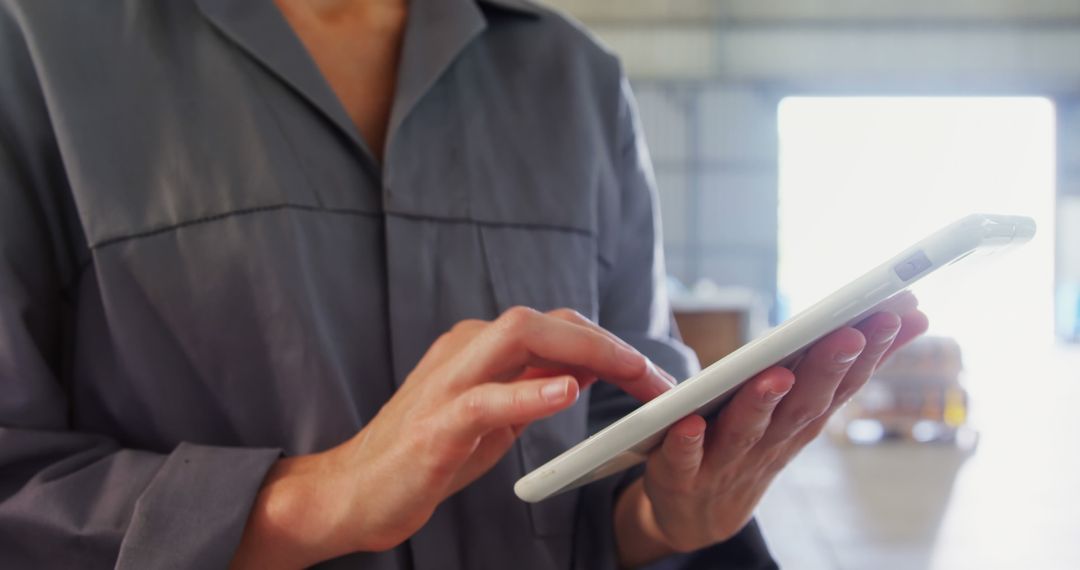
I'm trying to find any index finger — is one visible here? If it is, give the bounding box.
[546,308,680,387]
[448,307,674,403]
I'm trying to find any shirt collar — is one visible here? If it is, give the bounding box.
[193,0,537,168]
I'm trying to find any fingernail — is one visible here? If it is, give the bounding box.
[617,345,644,369]
[648,360,678,388]
[763,388,788,403]
[835,350,862,364]
[682,433,703,445]
[871,327,900,344]
[541,380,568,403]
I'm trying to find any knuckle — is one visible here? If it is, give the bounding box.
[600,332,634,361]
[757,447,788,471]
[803,419,828,440]
[428,332,455,355]
[497,306,537,334]
[605,336,624,360]
[417,421,459,471]
[789,404,826,429]
[450,318,485,335]
[833,385,861,407]
[549,307,586,323]
[411,418,439,447]
[726,429,764,450]
[719,470,739,490]
[424,447,459,483]
[459,392,488,428]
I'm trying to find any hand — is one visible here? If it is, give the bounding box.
[231,307,675,569]
[614,293,929,566]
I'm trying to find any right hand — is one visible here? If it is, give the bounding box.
[231,307,676,568]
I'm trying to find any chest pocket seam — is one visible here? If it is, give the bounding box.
[385,210,595,238]
[88,204,382,250]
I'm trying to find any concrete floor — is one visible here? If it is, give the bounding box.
[757,342,1080,570]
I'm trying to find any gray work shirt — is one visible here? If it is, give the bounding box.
[0,0,773,568]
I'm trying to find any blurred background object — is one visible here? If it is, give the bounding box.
[541,1,1080,568]
[671,280,770,365]
[829,336,976,448]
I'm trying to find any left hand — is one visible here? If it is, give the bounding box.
[614,292,930,566]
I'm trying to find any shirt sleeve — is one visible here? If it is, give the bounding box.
[0,9,280,568]
[579,74,777,570]
[590,76,700,431]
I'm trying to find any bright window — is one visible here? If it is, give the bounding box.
[777,97,1056,355]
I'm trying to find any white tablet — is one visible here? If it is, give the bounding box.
[515,213,1036,503]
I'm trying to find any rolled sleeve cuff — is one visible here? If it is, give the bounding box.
[116,442,281,569]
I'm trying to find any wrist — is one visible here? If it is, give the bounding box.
[231,450,354,569]
[613,478,677,568]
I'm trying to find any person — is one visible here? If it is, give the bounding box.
[0,0,929,568]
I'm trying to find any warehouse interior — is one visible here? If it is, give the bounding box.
[544,1,1080,569]
[4,1,1080,567]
